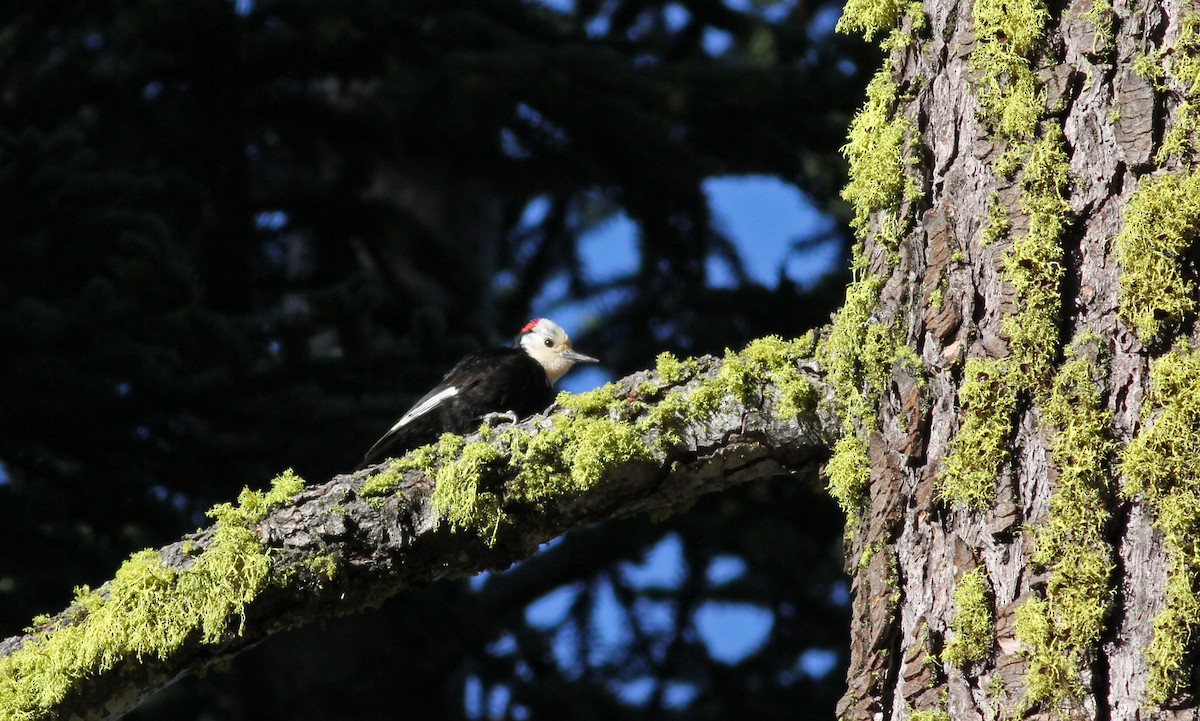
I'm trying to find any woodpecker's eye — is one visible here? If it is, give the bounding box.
[544,338,554,347]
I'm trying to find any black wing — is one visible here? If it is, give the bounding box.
[356,348,549,470]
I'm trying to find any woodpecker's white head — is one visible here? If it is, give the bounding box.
[518,318,598,384]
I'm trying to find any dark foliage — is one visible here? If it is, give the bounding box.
[0,0,872,718]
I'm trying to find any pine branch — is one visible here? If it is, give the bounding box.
[0,344,834,721]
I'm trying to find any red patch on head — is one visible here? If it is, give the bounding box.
[520,318,542,333]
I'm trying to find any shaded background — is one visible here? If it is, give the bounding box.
[0,0,876,718]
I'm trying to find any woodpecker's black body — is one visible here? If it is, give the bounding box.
[357,318,596,470]
[358,348,551,468]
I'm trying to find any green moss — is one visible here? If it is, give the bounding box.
[1121,344,1200,704]
[993,147,1025,180]
[1137,14,1200,162]
[638,335,816,448]
[452,338,812,539]
[507,416,654,505]
[946,0,1067,514]
[826,434,874,525]
[637,337,818,444]
[363,413,658,544]
[1132,52,1163,83]
[827,3,932,534]
[940,125,1070,511]
[909,710,951,721]
[979,193,1011,245]
[970,0,1048,138]
[718,333,819,418]
[999,127,1070,395]
[428,437,507,537]
[302,553,339,581]
[836,0,910,41]
[1114,171,1200,344]
[882,2,929,52]
[215,468,304,523]
[639,389,694,445]
[559,380,627,416]
[359,443,441,500]
[1013,598,1066,703]
[837,0,926,53]
[1162,101,1199,165]
[1014,350,1114,705]
[820,277,889,436]
[565,419,651,489]
[0,471,301,720]
[854,538,887,573]
[818,261,923,528]
[986,673,1008,710]
[943,567,994,666]
[819,275,910,526]
[976,0,1046,58]
[655,352,700,385]
[938,358,1015,509]
[885,550,902,616]
[840,67,920,247]
[1083,0,1115,56]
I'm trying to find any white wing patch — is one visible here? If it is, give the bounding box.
[390,386,458,431]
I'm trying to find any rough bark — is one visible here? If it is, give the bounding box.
[835,0,1200,719]
[0,352,835,720]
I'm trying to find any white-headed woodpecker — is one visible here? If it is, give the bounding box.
[357,318,598,469]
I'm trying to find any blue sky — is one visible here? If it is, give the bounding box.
[499,173,846,714]
[557,173,842,395]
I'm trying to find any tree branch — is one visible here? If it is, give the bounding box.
[1,343,836,720]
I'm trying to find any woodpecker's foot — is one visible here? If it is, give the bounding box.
[480,410,520,427]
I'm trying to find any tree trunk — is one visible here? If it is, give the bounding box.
[832,0,1200,718]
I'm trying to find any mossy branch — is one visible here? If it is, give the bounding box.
[0,343,837,721]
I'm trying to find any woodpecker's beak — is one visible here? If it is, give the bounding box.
[561,349,599,364]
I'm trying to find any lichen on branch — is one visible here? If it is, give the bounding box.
[1,348,834,720]
[362,335,823,543]
[0,470,304,721]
